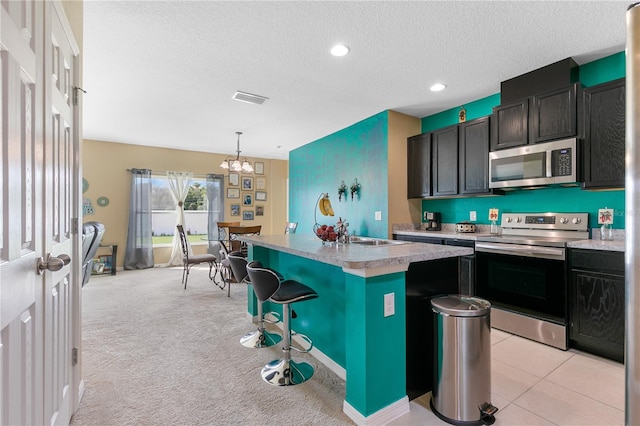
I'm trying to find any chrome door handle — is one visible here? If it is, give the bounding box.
[37,254,71,274]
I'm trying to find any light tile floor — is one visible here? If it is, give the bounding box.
[390,329,625,426]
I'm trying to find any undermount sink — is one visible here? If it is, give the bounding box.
[349,237,407,246]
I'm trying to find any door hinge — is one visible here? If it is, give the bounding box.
[72,347,78,366]
[73,86,86,106]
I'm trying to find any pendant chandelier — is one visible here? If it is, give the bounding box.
[219,131,254,173]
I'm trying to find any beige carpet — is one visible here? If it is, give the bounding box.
[70,266,352,425]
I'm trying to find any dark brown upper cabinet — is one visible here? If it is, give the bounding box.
[459,117,490,195]
[491,99,528,150]
[491,83,579,151]
[407,117,493,199]
[530,84,578,143]
[407,132,432,198]
[581,78,625,190]
[432,125,459,196]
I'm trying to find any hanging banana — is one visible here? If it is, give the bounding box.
[318,193,334,216]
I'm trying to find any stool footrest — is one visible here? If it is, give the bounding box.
[263,311,281,324]
[290,330,313,353]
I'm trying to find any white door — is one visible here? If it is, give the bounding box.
[0,1,80,425]
[43,2,80,425]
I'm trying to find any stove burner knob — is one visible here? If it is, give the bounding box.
[572,217,582,225]
[560,217,569,224]
[505,217,513,223]
[516,217,522,223]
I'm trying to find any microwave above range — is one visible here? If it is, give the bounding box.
[489,138,578,189]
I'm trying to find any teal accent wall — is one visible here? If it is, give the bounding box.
[420,52,626,229]
[579,52,625,87]
[290,112,389,239]
[422,93,501,133]
[423,187,624,229]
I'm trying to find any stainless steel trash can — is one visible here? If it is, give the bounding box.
[431,295,498,425]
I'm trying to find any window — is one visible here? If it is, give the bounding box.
[151,175,212,246]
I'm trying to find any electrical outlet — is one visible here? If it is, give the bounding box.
[384,293,395,317]
[375,211,382,221]
[470,211,477,221]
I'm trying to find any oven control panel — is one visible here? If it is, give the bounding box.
[501,212,589,232]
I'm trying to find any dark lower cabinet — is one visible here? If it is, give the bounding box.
[581,78,625,190]
[569,249,624,363]
[395,233,475,399]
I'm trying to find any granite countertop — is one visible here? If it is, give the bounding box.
[567,239,625,252]
[239,234,473,270]
[393,229,493,241]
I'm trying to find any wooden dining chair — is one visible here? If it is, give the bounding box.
[177,224,217,289]
[227,225,262,257]
[216,221,241,247]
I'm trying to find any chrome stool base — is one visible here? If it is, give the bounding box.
[240,328,282,348]
[260,358,315,386]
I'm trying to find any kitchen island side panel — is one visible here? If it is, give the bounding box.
[344,271,407,416]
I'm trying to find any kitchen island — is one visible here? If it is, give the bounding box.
[239,233,473,425]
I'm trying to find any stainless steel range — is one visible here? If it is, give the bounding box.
[475,212,589,350]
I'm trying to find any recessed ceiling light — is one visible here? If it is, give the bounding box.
[330,44,350,57]
[430,83,447,92]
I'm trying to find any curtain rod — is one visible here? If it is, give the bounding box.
[125,169,223,179]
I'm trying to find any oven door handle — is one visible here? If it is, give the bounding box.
[475,242,565,260]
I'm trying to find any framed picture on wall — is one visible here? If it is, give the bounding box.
[242,177,253,190]
[256,177,267,190]
[243,193,253,206]
[230,204,240,216]
[255,162,264,175]
[227,188,240,199]
[256,205,264,216]
[228,173,239,186]
[255,191,267,201]
[243,210,254,220]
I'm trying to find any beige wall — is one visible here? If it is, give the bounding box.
[387,111,422,236]
[82,139,288,267]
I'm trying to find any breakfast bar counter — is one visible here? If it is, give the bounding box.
[240,234,472,424]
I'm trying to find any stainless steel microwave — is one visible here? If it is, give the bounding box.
[489,138,578,189]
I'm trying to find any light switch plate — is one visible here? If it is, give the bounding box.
[384,293,395,317]
[470,211,477,221]
[375,211,382,221]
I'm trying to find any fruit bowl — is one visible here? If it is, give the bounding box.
[314,223,338,242]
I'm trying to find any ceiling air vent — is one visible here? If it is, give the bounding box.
[232,91,268,105]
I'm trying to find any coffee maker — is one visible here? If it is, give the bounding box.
[424,211,441,231]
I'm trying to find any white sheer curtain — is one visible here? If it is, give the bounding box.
[166,171,193,266]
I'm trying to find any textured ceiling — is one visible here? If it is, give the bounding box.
[82,1,628,160]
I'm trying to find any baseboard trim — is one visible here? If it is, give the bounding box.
[343,396,410,425]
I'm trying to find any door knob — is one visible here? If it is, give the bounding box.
[37,254,71,275]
